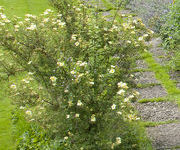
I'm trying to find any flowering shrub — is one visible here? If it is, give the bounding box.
[0,49,21,79]
[1,0,153,149]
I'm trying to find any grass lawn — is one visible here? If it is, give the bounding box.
[0,0,51,149]
[0,81,15,150]
[0,0,50,17]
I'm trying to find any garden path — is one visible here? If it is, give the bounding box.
[134,37,180,149]
[93,1,180,148]
[100,4,180,149]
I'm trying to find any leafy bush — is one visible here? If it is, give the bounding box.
[0,48,22,80]
[0,1,153,149]
[12,108,53,150]
[160,1,180,70]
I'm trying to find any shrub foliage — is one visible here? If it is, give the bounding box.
[0,0,153,149]
[160,1,180,70]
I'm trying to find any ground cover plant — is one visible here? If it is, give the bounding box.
[0,0,154,149]
[160,0,180,71]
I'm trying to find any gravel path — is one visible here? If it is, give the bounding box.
[135,60,149,69]
[137,85,167,99]
[134,102,180,122]
[147,123,180,150]
[134,71,160,84]
[170,71,180,89]
[148,38,169,66]
[135,37,180,149]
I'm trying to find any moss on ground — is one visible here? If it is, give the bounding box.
[142,51,180,106]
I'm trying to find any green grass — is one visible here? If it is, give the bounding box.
[136,83,161,88]
[138,97,168,103]
[0,81,15,150]
[130,68,151,73]
[0,1,51,149]
[0,0,50,17]
[142,51,180,106]
[140,120,179,127]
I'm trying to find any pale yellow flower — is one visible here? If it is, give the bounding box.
[133,20,137,24]
[20,106,25,110]
[111,104,116,110]
[58,21,66,27]
[149,30,154,34]
[138,36,144,41]
[140,23,145,26]
[10,84,16,89]
[64,89,69,93]
[109,68,115,74]
[117,82,128,89]
[143,34,149,37]
[43,18,49,23]
[14,25,19,28]
[91,114,96,122]
[117,89,125,96]
[126,40,131,44]
[25,18,30,21]
[128,95,134,99]
[68,100,73,107]
[1,14,6,19]
[108,41,113,44]
[77,100,83,106]
[71,34,77,40]
[57,62,64,67]
[22,79,30,84]
[116,137,121,145]
[26,110,32,116]
[75,114,80,118]
[124,98,129,102]
[117,111,122,115]
[127,114,137,121]
[89,82,94,85]
[27,24,37,30]
[79,62,87,67]
[111,65,115,68]
[75,42,79,46]
[70,70,76,74]
[50,76,57,82]
[133,91,140,96]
